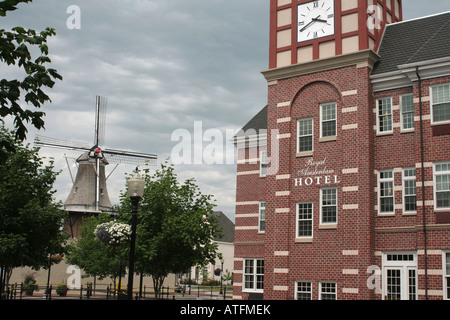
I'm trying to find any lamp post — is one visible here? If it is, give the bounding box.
[127,170,145,300]
[219,258,224,295]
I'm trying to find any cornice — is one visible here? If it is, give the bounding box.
[261,50,381,83]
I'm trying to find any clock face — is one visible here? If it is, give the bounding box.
[298,0,335,43]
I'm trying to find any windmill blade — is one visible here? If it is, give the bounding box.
[103,148,157,166]
[34,135,91,152]
[94,96,107,148]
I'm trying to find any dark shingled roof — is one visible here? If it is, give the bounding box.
[372,11,450,75]
[240,105,268,132]
[213,211,235,243]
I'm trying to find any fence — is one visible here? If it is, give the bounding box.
[0,282,233,300]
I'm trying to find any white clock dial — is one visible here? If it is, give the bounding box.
[298,0,335,43]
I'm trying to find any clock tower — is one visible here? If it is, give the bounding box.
[269,0,402,68]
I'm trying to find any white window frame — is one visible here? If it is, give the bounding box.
[430,83,450,124]
[258,201,266,233]
[443,251,450,300]
[434,161,450,210]
[296,202,313,239]
[402,168,416,213]
[243,258,264,293]
[400,93,414,132]
[320,187,337,225]
[297,118,313,153]
[377,97,393,134]
[319,281,337,300]
[320,102,337,138]
[378,169,395,214]
[295,281,312,300]
[260,150,267,177]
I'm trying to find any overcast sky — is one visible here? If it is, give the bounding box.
[2,1,450,221]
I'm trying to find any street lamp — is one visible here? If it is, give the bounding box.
[127,170,145,300]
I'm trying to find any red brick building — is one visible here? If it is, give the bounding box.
[232,0,450,300]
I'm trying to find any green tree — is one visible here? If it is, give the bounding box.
[0,126,68,284]
[65,213,129,283]
[0,0,63,162]
[119,162,221,298]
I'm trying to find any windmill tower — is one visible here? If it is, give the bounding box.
[35,96,157,237]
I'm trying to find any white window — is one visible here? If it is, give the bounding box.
[402,168,416,213]
[297,118,313,153]
[319,282,337,300]
[444,252,450,300]
[320,188,337,224]
[377,97,393,133]
[320,102,337,138]
[295,281,312,300]
[434,162,450,210]
[258,201,266,233]
[260,150,267,177]
[243,259,264,292]
[296,202,313,239]
[431,83,450,123]
[382,252,417,300]
[400,94,414,131]
[378,170,394,214]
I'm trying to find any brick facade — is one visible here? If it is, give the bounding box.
[233,4,450,300]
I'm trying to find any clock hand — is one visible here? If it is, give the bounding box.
[312,17,330,24]
[300,15,320,32]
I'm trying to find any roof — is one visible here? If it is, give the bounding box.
[233,105,268,142]
[213,211,235,243]
[372,11,450,75]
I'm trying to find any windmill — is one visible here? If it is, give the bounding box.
[35,96,157,237]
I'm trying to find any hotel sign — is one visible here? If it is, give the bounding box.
[294,158,340,186]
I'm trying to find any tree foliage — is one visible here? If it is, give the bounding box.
[119,162,222,297]
[0,0,62,162]
[65,213,129,281]
[0,126,68,272]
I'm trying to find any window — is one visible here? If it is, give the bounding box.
[320,188,337,224]
[431,83,450,123]
[319,282,336,300]
[377,97,393,133]
[379,170,394,214]
[403,168,416,213]
[243,259,264,292]
[320,102,337,138]
[444,252,450,300]
[260,150,267,177]
[434,162,450,210]
[297,118,313,153]
[259,202,266,233]
[401,94,414,131]
[295,281,312,300]
[296,202,313,238]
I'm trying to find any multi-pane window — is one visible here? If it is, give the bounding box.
[431,83,450,123]
[296,281,312,300]
[379,170,394,214]
[260,150,267,177]
[298,118,313,152]
[403,168,416,212]
[321,188,337,224]
[320,102,337,138]
[401,94,414,131]
[259,201,266,233]
[378,97,393,133]
[319,282,337,300]
[243,259,264,292]
[296,203,313,238]
[435,162,450,209]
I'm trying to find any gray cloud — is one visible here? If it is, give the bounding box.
[2,0,449,221]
